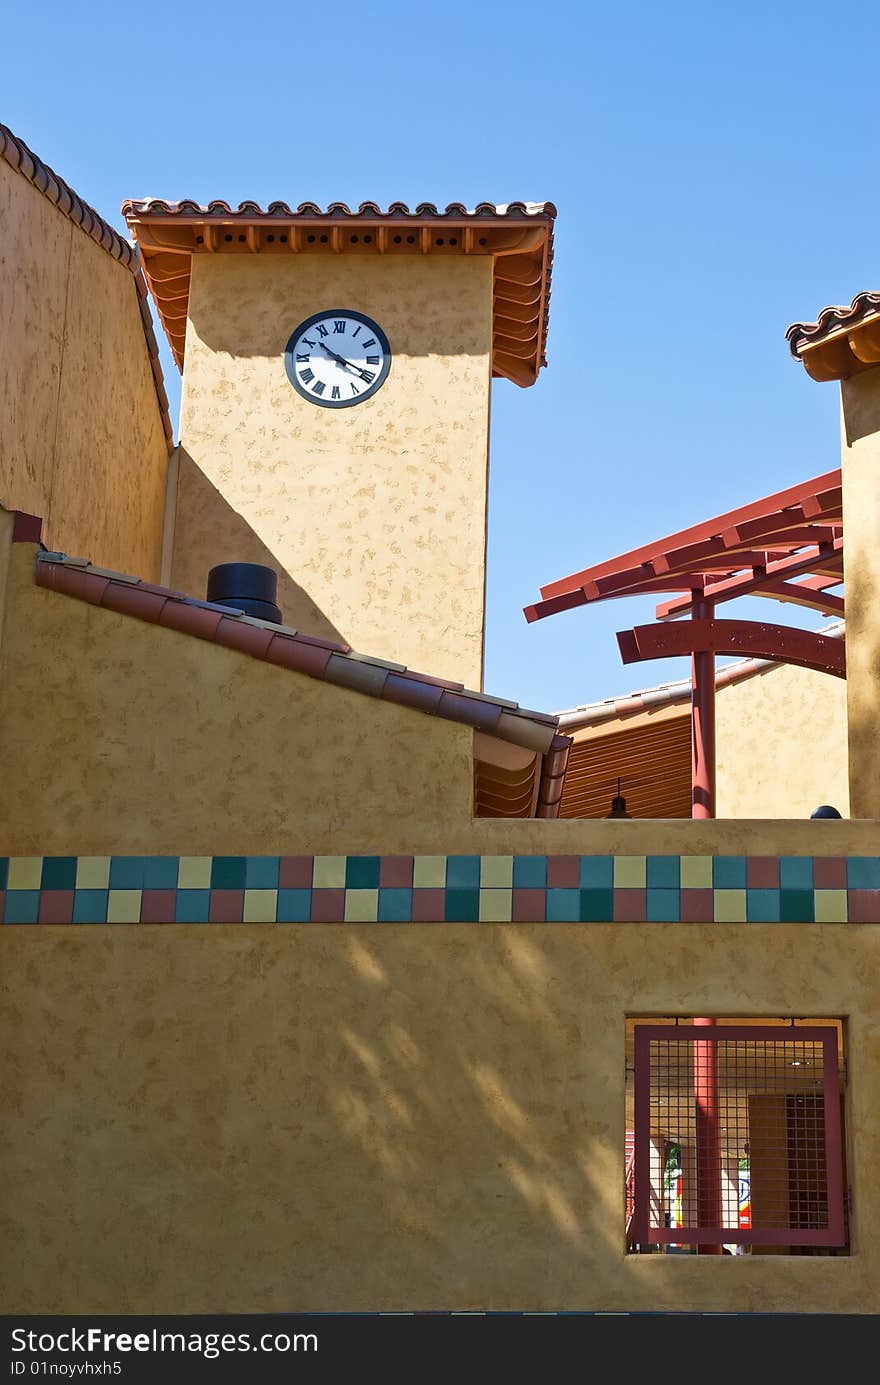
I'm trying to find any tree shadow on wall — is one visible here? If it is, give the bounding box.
[171,449,347,648]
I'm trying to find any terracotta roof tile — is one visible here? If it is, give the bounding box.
[33,550,560,755]
[786,291,880,382]
[0,122,174,452]
[122,198,555,389]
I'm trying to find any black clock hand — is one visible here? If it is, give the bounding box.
[319,341,371,380]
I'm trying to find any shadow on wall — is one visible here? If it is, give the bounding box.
[170,449,347,648]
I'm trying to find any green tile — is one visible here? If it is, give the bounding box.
[513,857,546,888]
[73,889,108,923]
[143,857,179,889]
[277,889,311,922]
[446,856,481,888]
[779,857,813,889]
[246,857,280,889]
[713,857,746,889]
[41,856,77,890]
[580,857,613,888]
[4,890,40,923]
[210,857,247,889]
[345,856,381,889]
[847,857,880,889]
[646,888,679,922]
[580,888,613,921]
[780,889,814,923]
[547,889,580,922]
[646,857,680,889]
[109,857,144,889]
[445,888,480,922]
[378,888,412,921]
[175,889,211,922]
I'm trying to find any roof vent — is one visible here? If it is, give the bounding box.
[207,563,282,624]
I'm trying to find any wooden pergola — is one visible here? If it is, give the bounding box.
[525,469,845,818]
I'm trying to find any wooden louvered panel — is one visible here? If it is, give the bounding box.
[560,713,692,819]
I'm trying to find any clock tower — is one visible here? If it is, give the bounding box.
[124,200,554,687]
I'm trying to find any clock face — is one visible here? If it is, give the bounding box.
[284,309,391,408]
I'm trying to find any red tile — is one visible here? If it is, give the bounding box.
[547,856,579,887]
[40,564,110,605]
[214,618,274,658]
[101,583,167,622]
[680,889,714,922]
[140,889,177,923]
[848,890,880,923]
[311,889,345,922]
[209,889,244,922]
[746,857,779,888]
[38,890,74,923]
[12,512,43,543]
[512,888,546,922]
[380,856,414,887]
[411,888,445,921]
[613,889,646,921]
[265,635,333,678]
[813,857,847,889]
[158,602,223,641]
[279,856,313,888]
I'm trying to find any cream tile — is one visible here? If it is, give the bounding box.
[413,856,447,888]
[7,857,43,890]
[106,890,142,923]
[814,890,848,923]
[313,856,346,888]
[614,856,646,888]
[178,856,212,889]
[76,856,111,889]
[244,890,278,923]
[344,889,379,922]
[714,889,747,923]
[479,889,512,922]
[680,855,713,889]
[480,856,514,888]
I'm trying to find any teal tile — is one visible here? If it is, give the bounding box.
[713,857,746,889]
[73,889,108,923]
[0,859,7,890]
[5,890,40,923]
[780,889,814,923]
[175,889,211,922]
[345,856,381,889]
[580,857,613,888]
[210,857,246,889]
[513,857,546,888]
[580,888,613,921]
[647,888,680,922]
[277,889,311,922]
[547,888,579,922]
[779,857,813,889]
[109,857,144,889]
[41,857,77,890]
[378,888,413,921]
[647,857,680,889]
[143,857,179,889]
[246,857,280,889]
[445,888,479,922]
[446,856,480,888]
[847,858,880,889]
[747,889,781,922]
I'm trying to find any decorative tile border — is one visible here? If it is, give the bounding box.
[0,856,878,924]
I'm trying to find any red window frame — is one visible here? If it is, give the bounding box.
[633,1024,845,1248]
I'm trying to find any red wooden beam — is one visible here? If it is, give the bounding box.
[537,468,841,606]
[617,618,846,678]
[654,540,843,619]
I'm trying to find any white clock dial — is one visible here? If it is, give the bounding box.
[284,309,391,408]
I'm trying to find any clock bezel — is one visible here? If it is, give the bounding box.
[283,308,392,409]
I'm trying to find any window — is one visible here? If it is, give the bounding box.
[625,1019,848,1255]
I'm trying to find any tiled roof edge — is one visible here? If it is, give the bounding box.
[1,122,137,270]
[556,622,846,731]
[33,552,559,753]
[122,198,557,220]
[786,291,880,357]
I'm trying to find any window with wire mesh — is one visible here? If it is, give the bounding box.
[625,1022,847,1254]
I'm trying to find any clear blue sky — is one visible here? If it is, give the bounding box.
[5,2,876,709]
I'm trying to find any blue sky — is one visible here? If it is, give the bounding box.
[5,2,876,709]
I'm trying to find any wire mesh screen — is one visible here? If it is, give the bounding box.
[632,1025,845,1249]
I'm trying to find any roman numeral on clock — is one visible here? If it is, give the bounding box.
[315,324,329,338]
[362,338,376,350]
[296,353,310,363]
[333,320,346,333]
[312,379,326,395]
[366,355,380,366]
[350,382,360,395]
[331,386,341,400]
[361,370,375,384]
[300,368,314,384]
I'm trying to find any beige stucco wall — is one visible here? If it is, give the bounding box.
[716,662,849,818]
[1,534,879,1314]
[2,923,877,1314]
[174,254,493,686]
[840,370,880,820]
[0,159,169,579]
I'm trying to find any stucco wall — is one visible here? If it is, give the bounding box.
[2,922,877,1314]
[840,371,880,819]
[0,159,168,579]
[715,662,849,818]
[174,254,493,686]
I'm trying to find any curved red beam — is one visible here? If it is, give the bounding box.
[616,618,845,678]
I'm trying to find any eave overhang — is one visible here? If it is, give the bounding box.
[122,199,556,388]
[786,291,880,382]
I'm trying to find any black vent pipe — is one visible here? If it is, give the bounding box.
[207,563,282,624]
